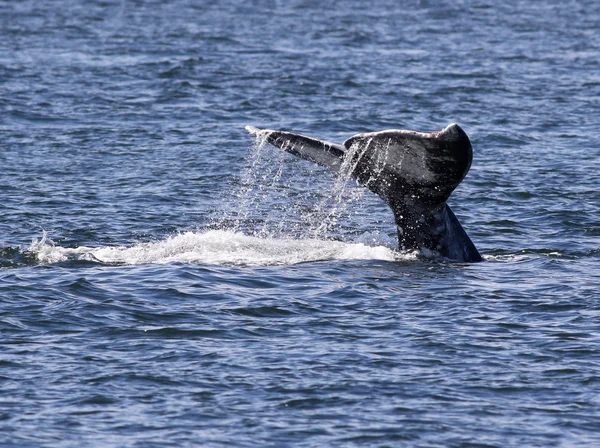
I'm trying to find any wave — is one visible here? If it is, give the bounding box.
[27,230,403,267]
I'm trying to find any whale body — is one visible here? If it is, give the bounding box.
[246,123,482,262]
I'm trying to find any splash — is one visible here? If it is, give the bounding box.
[214,131,374,241]
[221,131,289,236]
[27,134,404,267]
[29,230,405,266]
[305,138,371,237]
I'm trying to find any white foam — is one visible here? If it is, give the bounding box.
[29,230,407,266]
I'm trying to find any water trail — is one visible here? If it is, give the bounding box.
[213,132,285,234]
[215,132,367,242]
[305,138,373,238]
[223,132,271,231]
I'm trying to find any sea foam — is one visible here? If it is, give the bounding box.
[29,230,405,266]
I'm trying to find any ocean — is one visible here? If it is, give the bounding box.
[1,0,599,446]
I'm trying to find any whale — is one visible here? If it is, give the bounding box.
[245,123,482,262]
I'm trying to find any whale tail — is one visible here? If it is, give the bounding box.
[246,124,481,262]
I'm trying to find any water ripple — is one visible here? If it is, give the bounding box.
[2,0,600,446]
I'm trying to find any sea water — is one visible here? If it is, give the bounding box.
[1,1,599,446]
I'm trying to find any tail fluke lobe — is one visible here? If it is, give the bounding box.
[246,126,345,171]
[342,123,473,207]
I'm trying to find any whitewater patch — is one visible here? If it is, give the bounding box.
[29,230,406,266]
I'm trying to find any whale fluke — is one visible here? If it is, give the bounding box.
[246,125,346,171]
[246,124,482,262]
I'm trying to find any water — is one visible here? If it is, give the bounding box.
[1,0,599,446]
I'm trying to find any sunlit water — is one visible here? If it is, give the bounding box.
[1,1,600,447]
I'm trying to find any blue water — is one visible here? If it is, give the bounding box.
[1,0,600,446]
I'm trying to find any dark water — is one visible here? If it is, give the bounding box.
[2,0,600,446]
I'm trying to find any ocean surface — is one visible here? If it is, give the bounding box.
[1,0,599,446]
